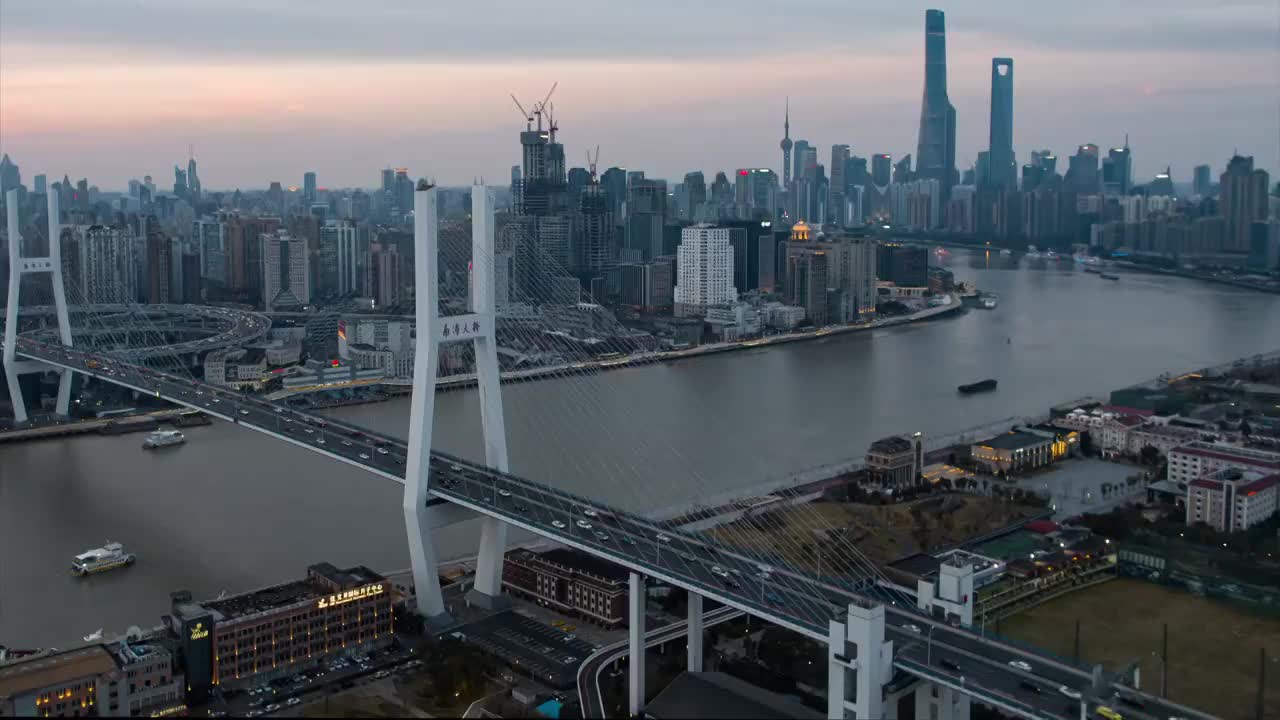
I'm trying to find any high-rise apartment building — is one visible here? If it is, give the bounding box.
[683,172,707,220]
[1220,155,1270,252]
[262,230,310,310]
[986,58,1016,190]
[194,219,226,287]
[916,9,958,200]
[673,225,736,317]
[63,225,138,305]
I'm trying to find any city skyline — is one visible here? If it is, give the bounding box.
[2,1,1277,189]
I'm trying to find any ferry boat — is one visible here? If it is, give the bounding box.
[72,542,135,576]
[979,293,999,309]
[1073,253,1101,265]
[142,430,185,449]
[958,379,998,394]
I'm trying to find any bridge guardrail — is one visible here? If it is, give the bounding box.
[893,657,1045,719]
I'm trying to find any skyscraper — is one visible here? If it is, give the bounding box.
[263,230,310,310]
[829,144,850,224]
[915,9,958,200]
[780,99,793,188]
[187,155,201,200]
[1066,144,1100,194]
[1193,164,1212,197]
[683,171,707,220]
[1220,155,1270,252]
[0,154,20,196]
[1102,138,1132,195]
[986,58,1015,190]
[674,224,736,317]
[34,174,47,195]
[303,171,317,204]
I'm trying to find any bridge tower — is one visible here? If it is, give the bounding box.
[828,601,894,719]
[3,190,74,423]
[404,181,511,623]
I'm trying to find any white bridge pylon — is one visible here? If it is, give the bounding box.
[403,181,511,622]
[4,189,74,423]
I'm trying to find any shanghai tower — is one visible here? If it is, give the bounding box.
[915,9,957,199]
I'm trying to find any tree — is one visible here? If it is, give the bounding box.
[1139,445,1161,467]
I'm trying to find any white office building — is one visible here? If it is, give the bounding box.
[674,224,736,317]
[262,230,310,310]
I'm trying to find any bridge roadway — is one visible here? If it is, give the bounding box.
[15,303,271,359]
[12,337,1211,720]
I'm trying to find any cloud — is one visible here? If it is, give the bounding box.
[2,0,1277,65]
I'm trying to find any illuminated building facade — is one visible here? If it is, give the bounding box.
[970,430,1065,475]
[0,646,119,717]
[169,563,397,697]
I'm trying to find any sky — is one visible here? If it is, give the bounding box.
[1,0,1277,190]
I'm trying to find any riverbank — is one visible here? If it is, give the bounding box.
[1110,260,1280,294]
[274,295,966,407]
[0,408,206,444]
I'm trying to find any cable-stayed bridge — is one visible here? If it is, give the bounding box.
[2,186,1210,720]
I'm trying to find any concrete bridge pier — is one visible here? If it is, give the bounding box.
[629,572,646,716]
[687,592,704,672]
[914,682,971,720]
[4,189,74,423]
[405,182,512,624]
[828,602,893,719]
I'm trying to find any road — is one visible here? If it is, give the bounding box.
[13,337,1215,720]
[577,606,743,718]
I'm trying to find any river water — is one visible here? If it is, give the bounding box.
[3,251,1278,646]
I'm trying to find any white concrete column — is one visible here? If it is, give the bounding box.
[469,184,511,607]
[687,592,704,672]
[827,617,848,720]
[629,572,645,716]
[3,189,27,423]
[845,602,890,720]
[47,191,73,416]
[403,183,449,623]
[914,683,970,720]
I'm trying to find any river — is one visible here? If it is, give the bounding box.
[3,250,1278,646]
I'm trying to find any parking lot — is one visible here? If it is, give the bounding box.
[455,611,598,689]
[203,643,420,718]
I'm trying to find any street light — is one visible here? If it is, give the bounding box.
[927,623,937,668]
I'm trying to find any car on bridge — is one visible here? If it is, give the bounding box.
[575,520,592,530]
[1008,660,1032,672]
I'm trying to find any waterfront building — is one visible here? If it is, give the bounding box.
[1186,467,1279,532]
[0,646,121,717]
[503,549,628,627]
[865,434,923,489]
[674,224,736,317]
[970,431,1059,475]
[1166,442,1280,491]
[1220,155,1270,253]
[168,563,397,697]
[876,243,929,287]
[785,245,828,326]
[619,258,674,312]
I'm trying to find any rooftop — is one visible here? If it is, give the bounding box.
[0,646,118,699]
[193,563,387,621]
[979,431,1049,452]
[1172,442,1280,468]
[868,435,915,455]
[646,671,822,720]
[524,548,629,584]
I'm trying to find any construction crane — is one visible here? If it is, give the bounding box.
[531,82,558,132]
[510,94,533,130]
[587,145,600,181]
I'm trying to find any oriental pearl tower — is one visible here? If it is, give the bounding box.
[780,98,793,187]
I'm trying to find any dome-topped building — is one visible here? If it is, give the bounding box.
[790,220,811,242]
